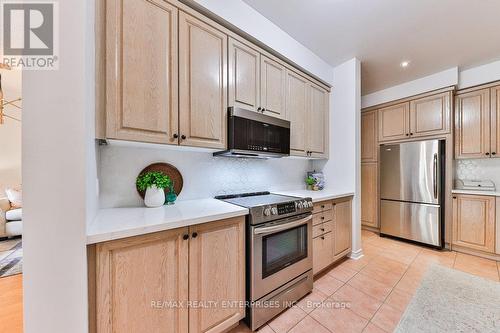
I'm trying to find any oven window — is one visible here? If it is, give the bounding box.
[262,224,307,278]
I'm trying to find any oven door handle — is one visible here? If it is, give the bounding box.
[253,215,312,235]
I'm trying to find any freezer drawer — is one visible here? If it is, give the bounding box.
[380,200,442,247]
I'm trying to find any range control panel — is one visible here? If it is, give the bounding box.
[277,202,296,215]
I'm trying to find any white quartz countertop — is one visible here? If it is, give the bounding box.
[273,189,355,202]
[87,199,248,244]
[451,189,500,197]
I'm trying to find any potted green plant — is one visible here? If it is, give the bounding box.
[305,176,316,191]
[136,171,171,208]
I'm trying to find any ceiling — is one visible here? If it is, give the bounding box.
[242,0,500,94]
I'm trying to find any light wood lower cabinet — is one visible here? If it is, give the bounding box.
[361,163,378,228]
[312,197,352,275]
[90,217,245,333]
[313,232,333,275]
[333,198,352,257]
[452,194,495,253]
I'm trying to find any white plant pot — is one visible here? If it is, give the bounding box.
[144,185,165,208]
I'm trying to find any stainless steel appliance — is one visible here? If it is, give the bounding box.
[216,192,313,330]
[213,107,290,158]
[380,139,445,247]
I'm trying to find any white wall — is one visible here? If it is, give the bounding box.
[23,0,93,332]
[190,0,333,85]
[99,145,312,208]
[0,69,22,193]
[361,67,458,108]
[315,58,362,257]
[459,60,500,89]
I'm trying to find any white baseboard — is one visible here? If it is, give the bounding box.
[348,248,364,260]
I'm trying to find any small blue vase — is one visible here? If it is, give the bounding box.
[165,182,177,205]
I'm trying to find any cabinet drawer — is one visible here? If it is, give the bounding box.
[313,209,333,225]
[313,221,333,238]
[313,201,333,214]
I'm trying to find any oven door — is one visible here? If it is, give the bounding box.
[250,213,312,301]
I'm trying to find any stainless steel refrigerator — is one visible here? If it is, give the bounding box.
[380,139,444,247]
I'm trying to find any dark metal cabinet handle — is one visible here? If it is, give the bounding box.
[321,205,325,208]
[410,133,414,136]
[257,107,262,112]
[192,232,198,238]
[492,152,497,156]
[453,196,457,199]
[406,133,409,136]
[321,236,325,240]
[262,108,266,112]
[486,152,490,156]
[321,216,325,220]
[320,228,325,231]
[173,134,179,139]
[181,135,186,140]
[183,234,189,240]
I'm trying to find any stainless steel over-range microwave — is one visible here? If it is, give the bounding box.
[213,107,291,158]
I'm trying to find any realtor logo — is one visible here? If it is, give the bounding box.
[1,1,59,69]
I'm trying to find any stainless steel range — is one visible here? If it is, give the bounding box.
[216,192,313,331]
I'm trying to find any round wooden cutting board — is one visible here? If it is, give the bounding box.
[136,162,183,199]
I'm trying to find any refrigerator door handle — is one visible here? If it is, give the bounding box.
[433,153,438,199]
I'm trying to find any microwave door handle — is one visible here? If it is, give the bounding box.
[253,215,312,235]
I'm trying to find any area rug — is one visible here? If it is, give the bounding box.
[0,238,22,278]
[395,264,500,333]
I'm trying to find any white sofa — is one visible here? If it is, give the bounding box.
[0,197,22,238]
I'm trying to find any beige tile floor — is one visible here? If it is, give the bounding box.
[230,230,500,333]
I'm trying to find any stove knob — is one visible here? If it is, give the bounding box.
[302,200,309,208]
[297,201,304,209]
[263,207,271,216]
[271,207,278,215]
[308,201,314,208]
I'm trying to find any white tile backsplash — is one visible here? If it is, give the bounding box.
[99,145,315,208]
[455,158,500,189]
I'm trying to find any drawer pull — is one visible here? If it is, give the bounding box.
[320,228,325,231]
[321,216,325,220]
[321,205,325,208]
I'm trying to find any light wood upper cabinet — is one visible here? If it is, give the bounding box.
[378,102,410,142]
[308,83,329,158]
[333,198,352,256]
[361,111,378,162]
[95,228,189,333]
[452,194,495,253]
[361,163,378,228]
[409,92,451,138]
[188,217,245,333]
[455,88,491,159]
[106,0,179,145]
[491,85,500,157]
[179,11,228,149]
[286,70,309,157]
[260,55,287,119]
[228,38,260,111]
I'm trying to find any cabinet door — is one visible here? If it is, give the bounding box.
[491,85,500,158]
[378,102,410,142]
[361,163,378,228]
[228,38,260,111]
[409,92,451,138]
[361,111,378,162]
[179,11,227,149]
[260,55,287,119]
[286,70,309,156]
[188,217,245,333]
[455,89,491,159]
[452,195,495,253]
[106,0,178,144]
[96,228,189,333]
[313,232,333,275]
[333,198,352,257]
[308,83,329,158]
